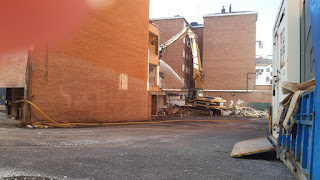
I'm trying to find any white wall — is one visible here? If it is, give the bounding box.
[256,65,273,85]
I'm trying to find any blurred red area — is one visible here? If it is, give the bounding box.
[0,0,89,53]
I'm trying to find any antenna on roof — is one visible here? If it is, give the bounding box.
[229,4,232,13]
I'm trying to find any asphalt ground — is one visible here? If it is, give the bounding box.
[0,116,295,180]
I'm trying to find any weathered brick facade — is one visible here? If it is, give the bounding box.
[29,0,151,123]
[153,17,194,90]
[0,52,27,88]
[203,13,257,90]
[202,12,271,106]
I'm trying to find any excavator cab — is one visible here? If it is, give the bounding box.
[187,89,203,101]
[187,88,226,111]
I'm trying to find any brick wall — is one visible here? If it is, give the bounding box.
[0,52,27,88]
[203,14,257,90]
[201,13,271,106]
[29,0,150,123]
[153,18,193,90]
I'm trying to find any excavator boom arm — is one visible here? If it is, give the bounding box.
[159,27,204,89]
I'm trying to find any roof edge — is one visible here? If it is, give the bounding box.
[191,25,204,28]
[203,11,258,18]
[151,16,192,28]
[150,16,186,21]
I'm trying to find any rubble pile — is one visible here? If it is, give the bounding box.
[222,99,269,118]
[153,105,213,119]
[153,99,269,119]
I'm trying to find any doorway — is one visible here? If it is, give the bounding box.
[5,88,24,120]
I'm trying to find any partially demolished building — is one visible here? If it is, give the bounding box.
[153,8,272,109]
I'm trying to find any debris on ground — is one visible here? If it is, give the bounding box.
[223,99,269,118]
[152,99,269,119]
[152,105,216,119]
[26,125,34,129]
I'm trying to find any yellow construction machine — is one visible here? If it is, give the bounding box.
[159,26,226,115]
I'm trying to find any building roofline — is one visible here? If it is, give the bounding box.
[151,16,186,21]
[150,16,191,27]
[203,11,258,18]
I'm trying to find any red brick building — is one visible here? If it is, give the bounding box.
[152,9,272,108]
[152,17,194,92]
[24,0,151,124]
[202,11,272,107]
[152,17,196,106]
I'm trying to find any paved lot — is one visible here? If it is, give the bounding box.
[0,116,295,180]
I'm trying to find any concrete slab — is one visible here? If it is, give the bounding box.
[230,137,275,157]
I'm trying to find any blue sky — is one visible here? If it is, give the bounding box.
[150,0,281,57]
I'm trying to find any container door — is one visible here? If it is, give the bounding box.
[301,0,315,82]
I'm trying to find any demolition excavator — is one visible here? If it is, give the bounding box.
[159,26,226,115]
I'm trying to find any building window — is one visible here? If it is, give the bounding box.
[266,68,270,72]
[182,78,185,86]
[186,54,188,60]
[183,37,185,44]
[256,69,263,76]
[182,64,185,72]
[266,77,270,82]
[183,49,185,58]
